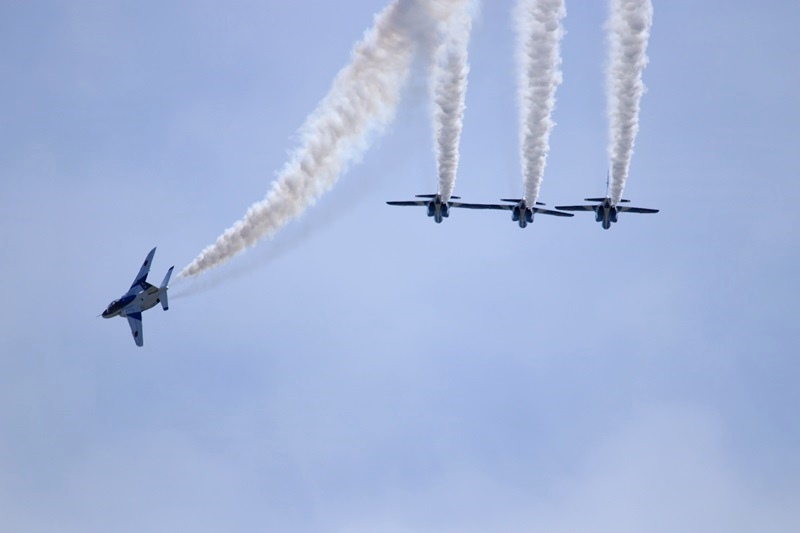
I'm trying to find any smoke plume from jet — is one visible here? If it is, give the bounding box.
[431,5,473,202]
[179,1,466,279]
[516,0,566,204]
[607,0,653,204]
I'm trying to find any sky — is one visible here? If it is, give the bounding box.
[1,1,799,531]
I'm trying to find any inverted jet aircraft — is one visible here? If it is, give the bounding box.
[101,247,174,347]
[555,197,658,230]
[454,198,573,228]
[386,193,491,224]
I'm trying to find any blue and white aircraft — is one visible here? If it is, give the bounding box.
[387,193,485,224]
[555,174,659,229]
[454,198,574,228]
[101,247,173,347]
[555,197,659,230]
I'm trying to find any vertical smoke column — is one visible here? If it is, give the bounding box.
[516,0,566,204]
[431,3,473,202]
[179,1,447,279]
[607,0,653,204]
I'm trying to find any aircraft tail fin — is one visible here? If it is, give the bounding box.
[159,266,174,311]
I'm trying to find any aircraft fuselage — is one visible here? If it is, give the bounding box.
[510,201,535,228]
[426,194,450,224]
[594,199,619,230]
[102,284,165,319]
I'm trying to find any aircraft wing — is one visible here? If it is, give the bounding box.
[533,207,574,217]
[554,204,597,212]
[618,206,659,214]
[126,311,144,347]
[449,202,513,210]
[127,247,157,294]
[386,201,428,207]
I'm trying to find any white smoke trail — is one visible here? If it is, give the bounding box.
[607,0,653,205]
[179,1,464,279]
[431,4,473,202]
[516,0,566,204]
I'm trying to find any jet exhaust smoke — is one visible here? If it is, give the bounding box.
[431,4,473,202]
[606,0,653,205]
[516,0,566,204]
[179,1,467,279]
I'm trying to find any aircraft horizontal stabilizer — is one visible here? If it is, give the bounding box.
[499,198,546,206]
[160,266,174,289]
[160,266,174,311]
[414,194,461,199]
[582,198,630,203]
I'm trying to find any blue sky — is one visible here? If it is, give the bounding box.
[1,1,799,531]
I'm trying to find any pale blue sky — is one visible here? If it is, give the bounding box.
[1,1,799,531]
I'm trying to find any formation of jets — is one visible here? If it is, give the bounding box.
[387,174,658,230]
[103,176,657,347]
[388,193,573,226]
[101,247,173,347]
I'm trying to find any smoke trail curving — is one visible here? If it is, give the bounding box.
[516,0,566,204]
[179,1,465,279]
[431,4,473,202]
[607,0,653,205]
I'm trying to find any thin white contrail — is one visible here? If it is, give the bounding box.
[516,0,566,204]
[431,4,473,202]
[607,0,653,205]
[179,1,465,279]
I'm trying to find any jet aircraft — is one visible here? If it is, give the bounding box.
[555,197,659,229]
[386,193,493,223]
[454,198,573,228]
[101,247,174,347]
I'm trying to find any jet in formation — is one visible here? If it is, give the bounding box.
[386,193,492,223]
[555,197,658,229]
[457,198,573,228]
[556,183,660,230]
[554,172,659,229]
[101,247,174,347]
